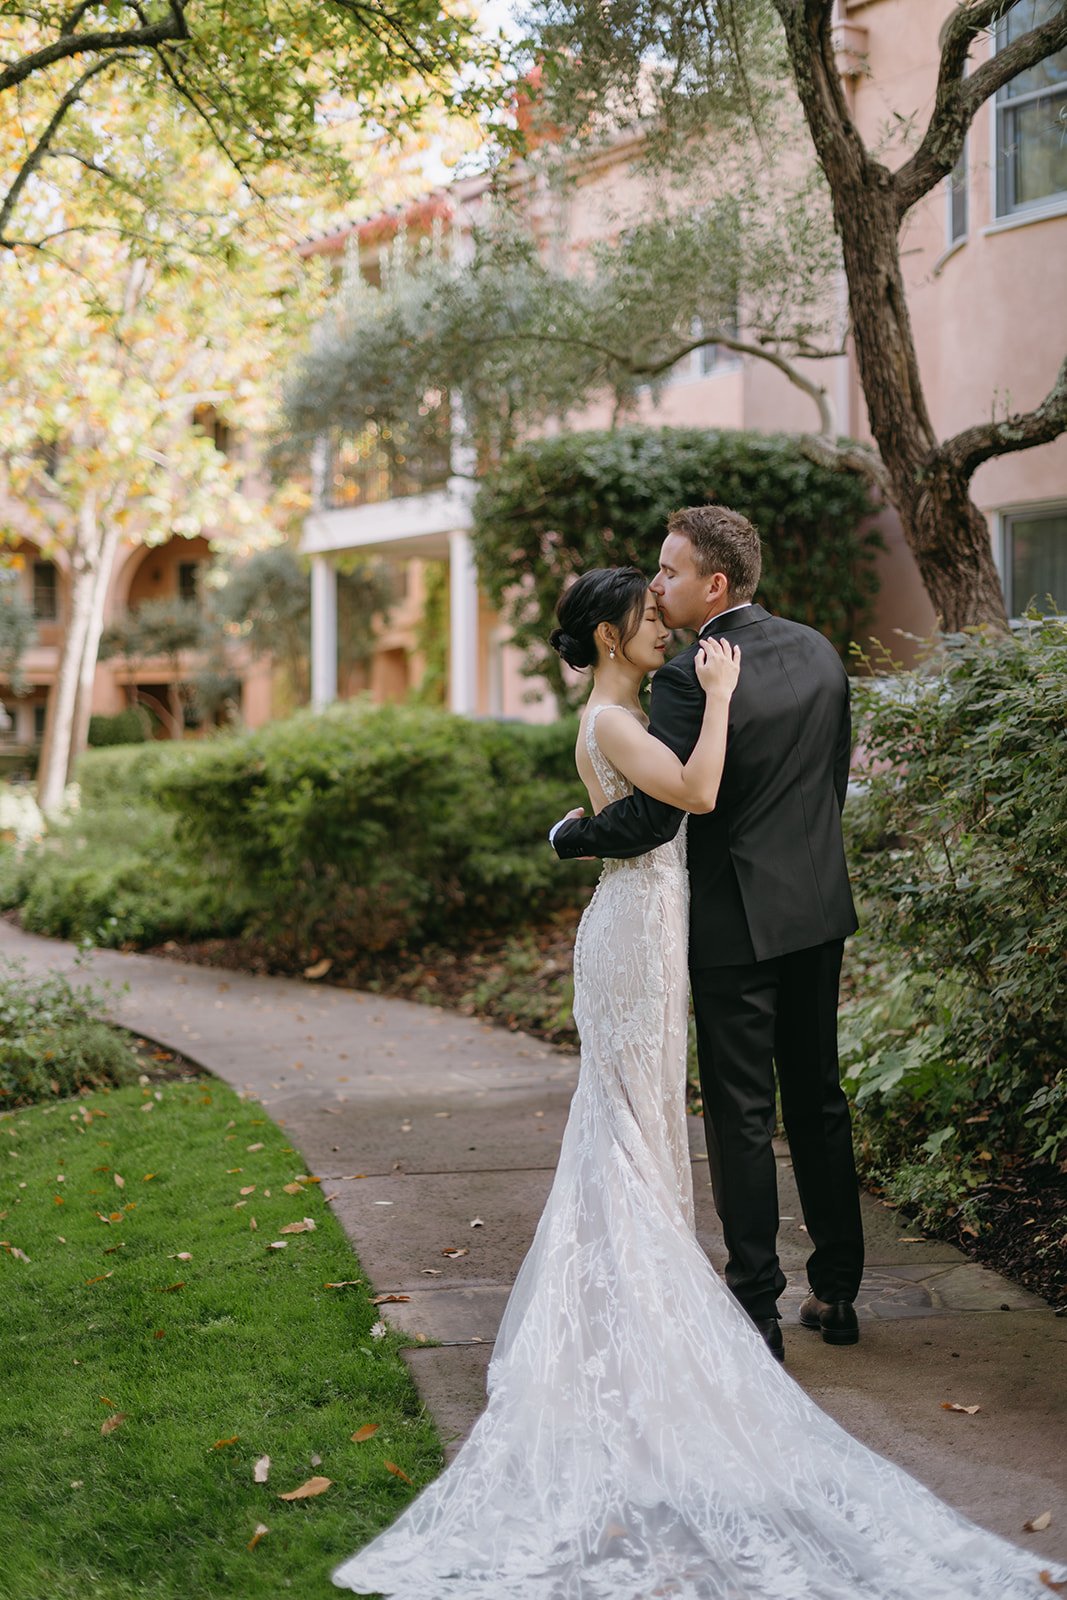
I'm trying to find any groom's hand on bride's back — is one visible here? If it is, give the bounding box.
[549,807,595,860]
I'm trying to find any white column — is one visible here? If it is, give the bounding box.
[448,527,479,715]
[310,555,338,710]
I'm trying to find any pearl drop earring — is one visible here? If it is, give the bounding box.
[609,646,616,660]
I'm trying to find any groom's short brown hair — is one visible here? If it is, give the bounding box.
[667,505,762,601]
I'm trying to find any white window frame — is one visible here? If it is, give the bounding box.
[993,2,1067,221]
[995,499,1067,615]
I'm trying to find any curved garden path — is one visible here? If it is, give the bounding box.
[2,919,1064,1563]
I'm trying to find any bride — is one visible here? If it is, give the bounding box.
[334,567,1056,1599]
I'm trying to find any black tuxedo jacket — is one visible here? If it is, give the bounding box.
[554,604,858,966]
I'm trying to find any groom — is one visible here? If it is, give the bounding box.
[551,505,864,1361]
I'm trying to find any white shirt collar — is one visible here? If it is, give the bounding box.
[701,601,753,632]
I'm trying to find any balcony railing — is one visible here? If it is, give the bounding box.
[324,415,452,511]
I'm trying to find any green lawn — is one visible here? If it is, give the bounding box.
[0,1071,438,1600]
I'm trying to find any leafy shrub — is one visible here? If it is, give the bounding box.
[154,702,594,962]
[1,744,246,948]
[842,621,1067,1229]
[87,706,151,746]
[0,963,137,1106]
[473,427,881,705]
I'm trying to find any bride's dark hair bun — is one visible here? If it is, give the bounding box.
[549,626,595,670]
[550,567,649,671]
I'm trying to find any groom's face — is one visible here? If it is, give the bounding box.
[651,532,719,631]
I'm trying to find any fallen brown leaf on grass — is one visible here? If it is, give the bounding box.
[371,1294,410,1305]
[268,1241,288,1250]
[113,1174,125,1189]
[250,1217,257,1231]
[169,1252,193,1262]
[351,1424,379,1443]
[7,1246,30,1262]
[100,1395,116,1407]
[247,1143,264,1152]
[325,1280,362,1288]
[154,1330,165,1339]
[85,1272,113,1285]
[1025,1512,1053,1532]
[279,1218,316,1235]
[941,1402,981,1415]
[100,1412,126,1436]
[248,1523,269,1551]
[159,1281,185,1293]
[384,1461,412,1485]
[142,1173,156,1181]
[282,1182,304,1195]
[240,1186,256,1196]
[253,1455,271,1484]
[278,1475,332,1501]
[213,1436,239,1449]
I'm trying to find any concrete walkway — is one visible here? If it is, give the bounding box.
[3,919,1065,1565]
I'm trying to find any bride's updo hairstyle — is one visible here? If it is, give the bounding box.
[550,567,648,671]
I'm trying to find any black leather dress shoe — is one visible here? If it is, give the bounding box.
[751,1316,785,1363]
[799,1292,859,1345]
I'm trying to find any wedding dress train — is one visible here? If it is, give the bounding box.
[333,704,1056,1599]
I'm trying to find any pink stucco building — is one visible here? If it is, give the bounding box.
[302,0,1066,714]
[0,522,273,761]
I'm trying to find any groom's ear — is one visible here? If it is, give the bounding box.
[706,571,730,607]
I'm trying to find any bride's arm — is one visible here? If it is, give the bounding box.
[594,639,740,814]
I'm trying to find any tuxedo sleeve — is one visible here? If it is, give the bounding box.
[552,662,701,861]
[834,673,853,812]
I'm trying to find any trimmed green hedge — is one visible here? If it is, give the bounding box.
[154,703,592,962]
[2,706,594,962]
[473,427,881,705]
[87,706,151,747]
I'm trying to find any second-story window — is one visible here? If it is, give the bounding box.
[178,561,201,605]
[32,560,58,620]
[947,143,968,244]
[1002,505,1067,614]
[995,0,1067,218]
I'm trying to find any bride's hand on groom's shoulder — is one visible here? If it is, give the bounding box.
[696,638,741,700]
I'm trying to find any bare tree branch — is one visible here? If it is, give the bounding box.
[938,355,1067,480]
[633,330,838,436]
[0,2,187,93]
[893,2,1067,220]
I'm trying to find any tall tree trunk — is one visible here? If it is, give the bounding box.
[37,491,100,813]
[69,517,122,776]
[775,3,1009,630]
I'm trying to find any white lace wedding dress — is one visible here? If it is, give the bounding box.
[333,705,1056,1599]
